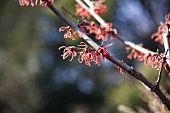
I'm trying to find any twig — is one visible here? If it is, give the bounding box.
[47,4,170,109]
[61,6,83,21]
[76,0,108,27]
[156,63,163,89]
[124,41,155,55]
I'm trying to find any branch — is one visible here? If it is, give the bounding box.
[124,41,155,55]
[47,4,170,109]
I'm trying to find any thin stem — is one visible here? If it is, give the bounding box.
[156,49,168,90]
[156,63,163,89]
[115,34,125,44]
[47,4,170,109]
[61,6,83,21]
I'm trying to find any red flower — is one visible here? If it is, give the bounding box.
[59,42,112,66]
[19,0,54,7]
[97,42,112,61]
[93,0,107,15]
[78,42,94,66]
[75,0,107,19]
[151,22,165,45]
[115,65,124,74]
[93,51,101,65]
[59,46,77,61]
[144,51,170,77]
[77,20,91,35]
[59,26,79,40]
[126,47,145,61]
[88,22,117,41]
[151,13,170,44]
[75,4,91,19]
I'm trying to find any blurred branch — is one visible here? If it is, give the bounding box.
[75,0,156,55]
[47,4,170,109]
[61,6,83,21]
[162,25,170,58]
[61,5,155,55]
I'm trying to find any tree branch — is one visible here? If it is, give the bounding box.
[76,0,108,27]
[47,4,170,109]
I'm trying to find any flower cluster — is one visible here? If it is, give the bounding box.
[77,20,91,35]
[59,46,77,61]
[59,26,80,40]
[93,0,107,15]
[144,52,170,76]
[59,21,117,41]
[89,22,117,41]
[59,42,112,66]
[19,0,54,7]
[75,4,91,19]
[151,13,170,44]
[126,47,170,76]
[75,0,117,41]
[126,46,145,61]
[75,0,107,19]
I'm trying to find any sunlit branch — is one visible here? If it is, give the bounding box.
[75,0,156,56]
[83,0,94,10]
[162,26,170,58]
[124,41,155,55]
[76,0,108,27]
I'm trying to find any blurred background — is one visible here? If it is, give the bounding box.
[0,0,170,113]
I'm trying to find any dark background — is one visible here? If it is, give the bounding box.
[0,0,170,113]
